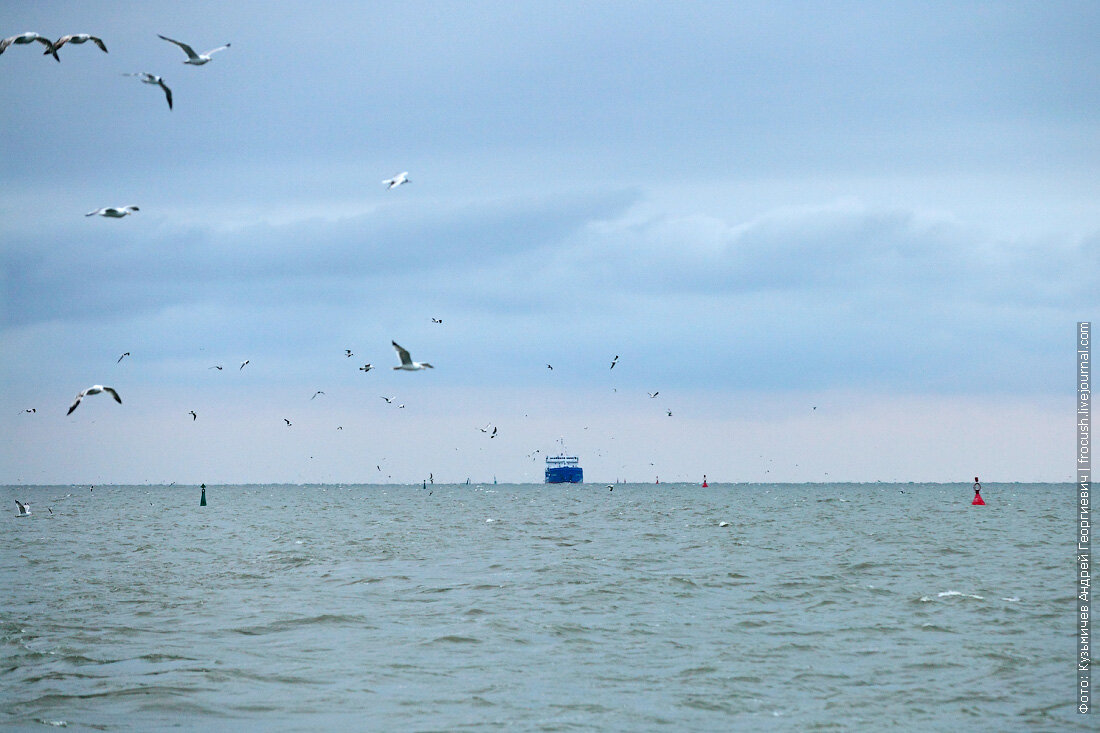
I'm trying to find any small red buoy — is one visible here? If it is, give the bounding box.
[972,477,984,505]
[702,474,708,488]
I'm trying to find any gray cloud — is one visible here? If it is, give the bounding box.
[570,201,1100,310]
[2,189,637,327]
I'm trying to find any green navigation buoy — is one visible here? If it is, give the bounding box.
[200,483,207,506]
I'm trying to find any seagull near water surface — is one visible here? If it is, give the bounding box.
[392,341,433,371]
[157,35,230,65]
[0,33,59,61]
[123,72,172,109]
[67,385,121,415]
[86,205,139,218]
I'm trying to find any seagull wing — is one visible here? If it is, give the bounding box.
[85,208,102,217]
[67,392,84,415]
[53,35,73,50]
[203,43,230,56]
[392,341,413,366]
[103,387,122,404]
[33,35,59,60]
[158,34,199,60]
[91,36,108,53]
[0,38,13,55]
[158,78,173,109]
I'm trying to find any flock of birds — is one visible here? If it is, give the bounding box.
[1,31,108,56]
[9,26,689,491]
[1,30,231,111]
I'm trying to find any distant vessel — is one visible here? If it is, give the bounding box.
[545,454,583,483]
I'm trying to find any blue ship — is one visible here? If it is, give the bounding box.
[545,454,583,483]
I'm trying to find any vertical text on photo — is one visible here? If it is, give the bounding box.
[1080,321,1091,714]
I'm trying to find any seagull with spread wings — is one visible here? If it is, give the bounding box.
[157,34,230,65]
[383,172,410,189]
[392,341,433,371]
[68,385,122,415]
[51,34,108,54]
[87,205,139,218]
[1,33,59,61]
[123,72,172,109]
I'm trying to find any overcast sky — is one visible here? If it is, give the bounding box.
[2,1,1095,485]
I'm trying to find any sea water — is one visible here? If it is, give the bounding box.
[1,483,1074,730]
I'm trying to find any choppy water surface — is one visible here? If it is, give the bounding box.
[1,483,1074,730]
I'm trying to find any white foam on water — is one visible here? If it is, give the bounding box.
[937,590,984,600]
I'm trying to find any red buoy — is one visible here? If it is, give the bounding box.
[972,477,984,505]
[702,474,708,488]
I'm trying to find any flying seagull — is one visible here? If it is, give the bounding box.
[123,72,172,109]
[209,365,223,370]
[359,364,373,372]
[0,33,59,61]
[86,205,139,218]
[392,341,433,371]
[23,408,36,414]
[383,172,410,189]
[648,391,659,398]
[431,318,443,324]
[189,410,197,421]
[51,34,108,54]
[284,418,292,426]
[546,364,553,370]
[380,396,396,404]
[67,385,122,415]
[610,355,619,370]
[117,352,130,363]
[311,391,325,400]
[239,360,249,370]
[345,349,353,358]
[15,500,31,517]
[157,34,230,65]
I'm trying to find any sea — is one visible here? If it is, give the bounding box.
[1,482,1077,731]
